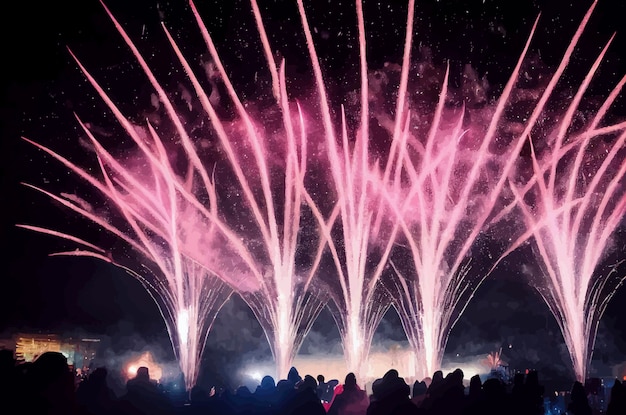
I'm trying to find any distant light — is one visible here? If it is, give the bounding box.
[508,344,512,348]
[124,352,163,381]
[248,371,262,382]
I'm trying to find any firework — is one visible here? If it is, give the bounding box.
[475,0,626,381]
[381,0,625,381]
[505,43,626,381]
[483,348,505,371]
[21,0,335,386]
[20,0,625,387]
[294,0,403,381]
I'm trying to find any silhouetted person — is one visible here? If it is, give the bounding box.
[411,380,427,407]
[289,374,325,415]
[568,381,592,415]
[463,374,483,415]
[510,372,526,415]
[76,367,118,415]
[23,351,77,415]
[189,384,213,414]
[254,375,279,414]
[524,370,545,415]
[317,374,338,405]
[327,372,368,415]
[120,366,172,415]
[606,379,625,415]
[233,385,255,415]
[422,369,444,410]
[287,366,302,388]
[430,370,444,388]
[442,369,466,414]
[368,369,418,415]
[475,377,508,415]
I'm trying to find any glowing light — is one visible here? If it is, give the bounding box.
[248,371,263,382]
[177,309,190,346]
[125,351,163,381]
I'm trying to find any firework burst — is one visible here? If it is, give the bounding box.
[20,0,625,387]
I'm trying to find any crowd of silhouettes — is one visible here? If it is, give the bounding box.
[1,348,625,414]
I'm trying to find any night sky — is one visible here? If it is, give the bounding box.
[1,0,625,391]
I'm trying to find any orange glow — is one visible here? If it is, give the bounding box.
[124,352,162,381]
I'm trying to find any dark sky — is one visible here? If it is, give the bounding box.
[1,0,625,390]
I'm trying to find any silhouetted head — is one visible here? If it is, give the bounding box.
[570,381,587,402]
[412,380,427,397]
[236,385,252,397]
[469,375,482,397]
[525,370,539,386]
[452,368,464,382]
[608,379,624,409]
[261,375,275,389]
[32,351,71,385]
[344,372,357,388]
[276,379,291,393]
[136,366,150,381]
[317,374,325,384]
[482,378,505,398]
[29,351,74,410]
[373,369,409,400]
[299,375,317,391]
[431,370,444,385]
[383,369,399,380]
[287,366,301,384]
[34,351,68,371]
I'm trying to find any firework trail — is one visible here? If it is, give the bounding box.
[381,0,625,381]
[18,134,234,390]
[289,0,422,380]
[474,0,626,381]
[19,0,626,387]
[504,47,626,382]
[20,0,333,386]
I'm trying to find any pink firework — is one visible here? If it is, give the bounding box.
[381,0,626,381]
[19,0,625,389]
[479,1,626,381]
[294,0,403,381]
[483,348,505,371]
[503,37,626,383]
[18,139,234,391]
[21,0,333,387]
